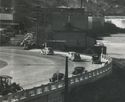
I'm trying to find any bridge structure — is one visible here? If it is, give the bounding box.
[0,54,112,102]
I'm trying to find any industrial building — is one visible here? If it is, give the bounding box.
[0,0,99,49]
[36,8,96,50]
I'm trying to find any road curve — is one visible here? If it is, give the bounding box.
[0,48,70,89]
[0,47,102,89]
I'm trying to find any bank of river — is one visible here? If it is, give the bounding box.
[70,33,125,102]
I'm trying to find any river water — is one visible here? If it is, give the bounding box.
[98,33,125,58]
[70,33,125,102]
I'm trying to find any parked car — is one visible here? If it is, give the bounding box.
[72,67,87,75]
[40,47,54,55]
[92,54,101,64]
[49,73,64,82]
[67,52,81,61]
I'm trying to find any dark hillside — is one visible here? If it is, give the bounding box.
[13,0,125,34]
[15,0,125,15]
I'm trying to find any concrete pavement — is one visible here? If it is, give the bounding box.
[0,47,106,89]
[30,49,106,72]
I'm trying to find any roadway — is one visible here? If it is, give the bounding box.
[0,47,103,89]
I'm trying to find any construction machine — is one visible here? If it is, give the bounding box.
[0,75,23,96]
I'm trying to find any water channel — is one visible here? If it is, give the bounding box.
[70,33,125,102]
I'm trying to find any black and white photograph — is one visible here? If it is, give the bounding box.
[0,0,125,102]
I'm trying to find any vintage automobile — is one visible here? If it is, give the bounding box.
[67,52,81,61]
[72,67,87,75]
[49,73,64,82]
[40,47,54,55]
[93,43,107,55]
[0,75,23,96]
[92,55,101,64]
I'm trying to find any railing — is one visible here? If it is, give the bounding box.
[0,55,112,102]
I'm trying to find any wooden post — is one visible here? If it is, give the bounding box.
[64,56,68,102]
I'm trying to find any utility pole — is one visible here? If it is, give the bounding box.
[36,12,39,47]
[86,0,89,49]
[35,5,40,47]
[12,0,15,35]
[0,0,2,45]
[81,0,83,8]
[67,0,69,7]
[12,0,15,18]
[64,56,69,102]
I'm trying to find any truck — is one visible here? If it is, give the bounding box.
[0,75,23,96]
[20,33,36,50]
